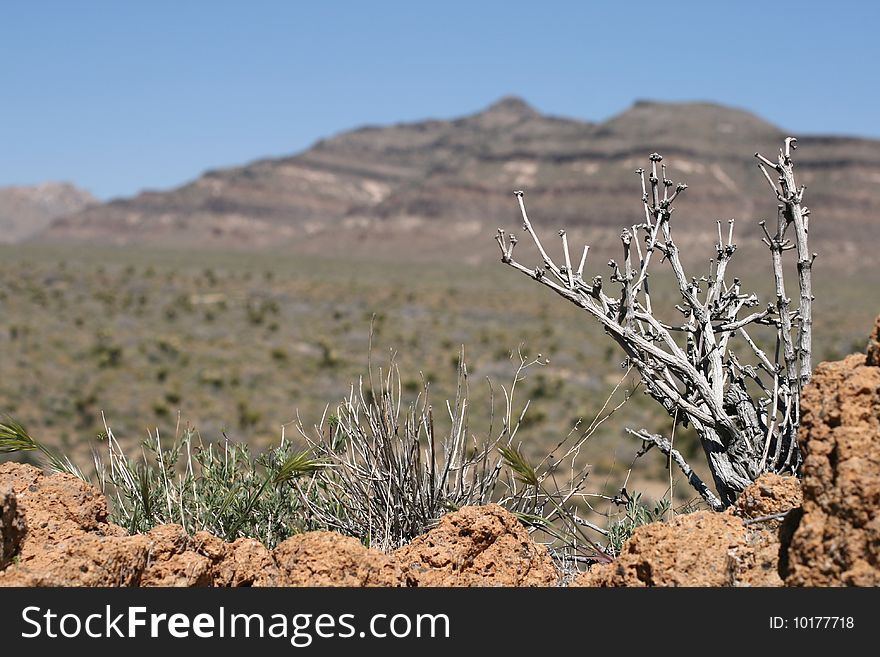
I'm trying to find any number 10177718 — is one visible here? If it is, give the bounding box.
[770,617,854,630]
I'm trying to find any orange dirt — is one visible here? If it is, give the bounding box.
[0,463,558,587]
[395,504,558,586]
[783,330,880,585]
[735,472,802,519]
[274,531,405,587]
[570,508,785,587]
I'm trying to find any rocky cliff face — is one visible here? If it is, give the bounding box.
[37,98,880,265]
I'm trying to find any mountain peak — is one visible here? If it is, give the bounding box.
[484,96,537,114]
[470,96,541,126]
[605,99,781,138]
[36,98,880,266]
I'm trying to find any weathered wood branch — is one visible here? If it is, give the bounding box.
[497,140,809,507]
[626,428,724,511]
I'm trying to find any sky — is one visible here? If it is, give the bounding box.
[1,1,877,200]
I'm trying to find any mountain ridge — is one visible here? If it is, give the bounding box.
[33,98,880,264]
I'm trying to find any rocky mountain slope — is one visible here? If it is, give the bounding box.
[37,98,880,264]
[0,183,95,243]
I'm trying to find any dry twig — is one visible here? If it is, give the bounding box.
[496,140,811,506]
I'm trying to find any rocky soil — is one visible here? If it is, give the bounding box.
[0,463,556,587]
[395,505,557,586]
[781,317,880,585]
[2,316,878,587]
[572,474,801,587]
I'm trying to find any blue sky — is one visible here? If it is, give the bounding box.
[1,1,876,200]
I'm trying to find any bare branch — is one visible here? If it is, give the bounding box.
[626,428,723,511]
[560,230,574,288]
[576,244,589,279]
[515,191,561,278]
[499,140,809,507]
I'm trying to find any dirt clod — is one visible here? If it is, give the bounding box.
[395,504,558,586]
[0,463,150,586]
[273,531,405,586]
[735,473,802,519]
[572,510,783,587]
[139,525,215,587]
[215,537,279,587]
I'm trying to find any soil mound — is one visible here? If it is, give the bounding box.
[0,463,149,586]
[735,473,802,519]
[395,504,558,586]
[274,531,405,586]
[571,509,785,587]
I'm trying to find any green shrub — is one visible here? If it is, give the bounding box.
[95,423,324,546]
[606,491,670,556]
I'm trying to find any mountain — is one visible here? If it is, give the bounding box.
[0,183,95,243]
[37,98,880,264]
